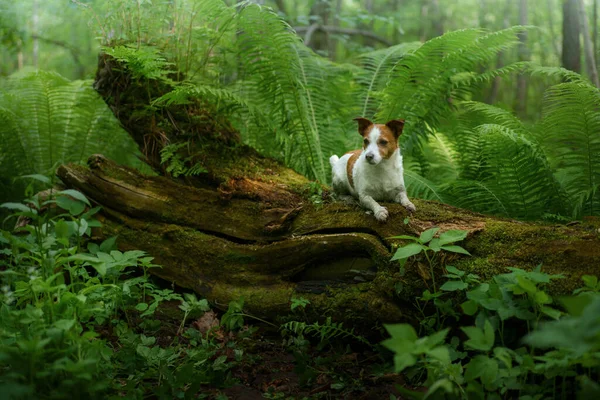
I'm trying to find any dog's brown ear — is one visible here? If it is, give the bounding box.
[385,119,405,139]
[353,117,373,136]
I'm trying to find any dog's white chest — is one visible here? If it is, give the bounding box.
[355,163,402,201]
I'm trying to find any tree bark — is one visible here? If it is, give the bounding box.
[594,0,598,67]
[32,0,39,68]
[563,0,581,73]
[547,0,561,61]
[60,54,600,327]
[516,0,529,117]
[577,0,600,87]
[487,0,511,104]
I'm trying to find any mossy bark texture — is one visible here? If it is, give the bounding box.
[56,54,600,326]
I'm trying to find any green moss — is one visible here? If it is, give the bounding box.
[223,251,257,264]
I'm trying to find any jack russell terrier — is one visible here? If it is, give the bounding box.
[329,117,416,221]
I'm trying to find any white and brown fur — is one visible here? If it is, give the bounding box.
[329,117,416,221]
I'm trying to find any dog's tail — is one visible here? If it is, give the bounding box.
[329,155,339,168]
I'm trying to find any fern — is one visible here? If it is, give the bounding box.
[235,5,356,182]
[354,42,420,120]
[0,71,142,202]
[159,142,207,178]
[281,317,370,348]
[539,82,600,217]
[104,45,175,81]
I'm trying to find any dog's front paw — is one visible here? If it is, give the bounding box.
[404,201,416,214]
[374,207,389,221]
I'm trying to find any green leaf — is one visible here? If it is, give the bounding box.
[78,219,89,237]
[54,319,76,331]
[438,230,468,246]
[393,353,417,372]
[100,236,118,253]
[516,276,537,294]
[560,295,594,316]
[465,355,498,387]
[540,306,561,320]
[445,266,465,277]
[388,235,418,241]
[428,238,441,252]
[461,300,478,315]
[92,263,107,277]
[582,275,598,288]
[419,227,440,244]
[440,280,468,292]
[427,346,451,365]
[58,189,91,206]
[55,196,85,216]
[384,324,418,342]
[534,290,551,305]
[0,202,35,213]
[462,320,494,352]
[391,243,425,261]
[441,245,471,255]
[17,174,51,184]
[136,303,149,312]
[426,328,450,347]
[54,219,70,239]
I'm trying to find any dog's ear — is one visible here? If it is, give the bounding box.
[385,119,405,139]
[353,117,373,136]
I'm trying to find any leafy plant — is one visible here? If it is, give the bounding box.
[382,267,600,400]
[0,71,143,204]
[0,184,243,398]
[390,228,471,292]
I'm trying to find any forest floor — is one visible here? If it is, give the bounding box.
[114,299,409,400]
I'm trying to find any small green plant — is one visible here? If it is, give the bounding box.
[381,267,600,400]
[390,228,471,333]
[281,317,370,351]
[0,183,244,398]
[390,228,471,292]
[159,142,208,178]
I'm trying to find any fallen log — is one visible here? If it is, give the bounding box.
[57,154,600,326]
[55,53,600,326]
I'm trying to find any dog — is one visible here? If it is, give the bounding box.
[329,117,416,221]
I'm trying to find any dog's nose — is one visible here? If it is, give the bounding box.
[365,153,374,162]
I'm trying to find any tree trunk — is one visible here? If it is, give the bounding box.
[594,0,598,67]
[577,0,600,87]
[516,0,529,117]
[547,0,561,61]
[431,0,444,37]
[32,0,39,68]
[563,0,581,73]
[487,0,511,104]
[60,54,600,327]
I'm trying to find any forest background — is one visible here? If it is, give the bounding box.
[2,0,600,223]
[2,1,600,399]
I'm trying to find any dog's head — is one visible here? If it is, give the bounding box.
[353,117,405,165]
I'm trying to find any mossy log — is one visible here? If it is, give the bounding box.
[56,53,600,327]
[57,155,600,327]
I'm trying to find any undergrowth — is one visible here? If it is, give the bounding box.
[2,181,598,399]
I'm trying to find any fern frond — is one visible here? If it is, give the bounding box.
[378,27,526,149]
[539,82,600,216]
[104,45,175,81]
[460,101,527,134]
[404,170,448,203]
[235,5,355,181]
[470,123,565,219]
[354,42,420,120]
[281,317,370,347]
[0,71,141,202]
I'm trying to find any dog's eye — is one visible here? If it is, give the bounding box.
[363,139,369,146]
[379,140,388,146]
